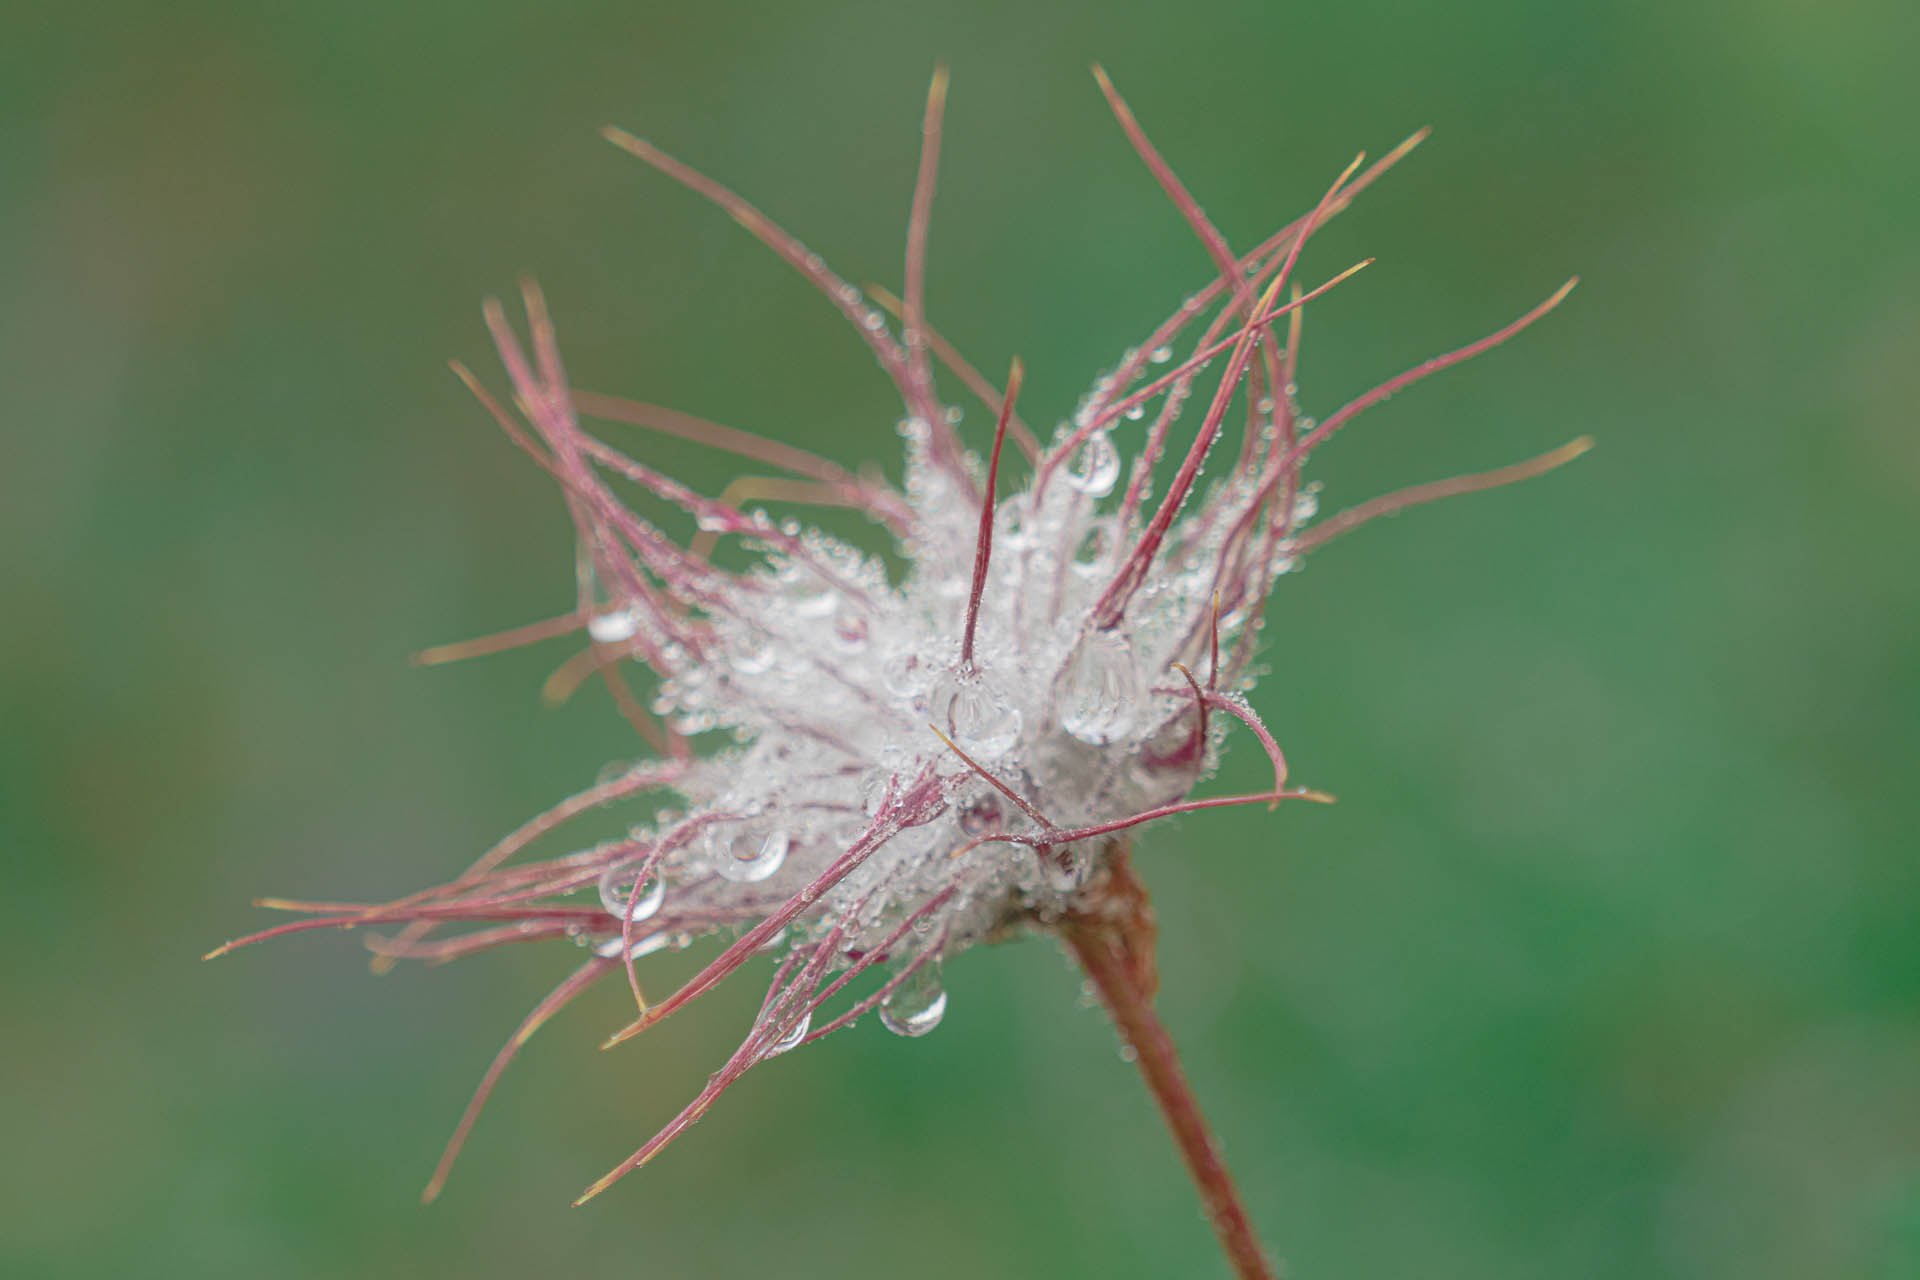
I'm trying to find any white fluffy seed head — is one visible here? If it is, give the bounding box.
[631,405,1264,969]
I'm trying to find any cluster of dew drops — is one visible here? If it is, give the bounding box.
[558,334,1269,1045]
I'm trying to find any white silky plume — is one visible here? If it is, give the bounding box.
[625,406,1280,991]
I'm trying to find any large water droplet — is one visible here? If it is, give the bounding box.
[709,824,789,883]
[879,962,948,1038]
[587,607,639,644]
[792,585,839,619]
[597,862,664,923]
[956,790,1005,836]
[1064,430,1120,497]
[730,635,777,675]
[882,649,929,702]
[1059,630,1141,745]
[929,668,1022,756]
[766,1009,811,1056]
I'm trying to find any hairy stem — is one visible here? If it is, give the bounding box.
[1061,853,1276,1280]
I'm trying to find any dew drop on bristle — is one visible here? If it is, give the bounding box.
[709,824,789,883]
[595,759,637,788]
[597,863,664,923]
[956,791,1005,836]
[766,1009,811,1056]
[882,649,929,702]
[929,668,1021,756]
[587,608,639,644]
[880,962,948,1037]
[1059,630,1141,745]
[594,930,674,961]
[859,768,893,816]
[1064,431,1121,497]
[1149,344,1173,364]
[791,586,838,619]
[730,636,777,675]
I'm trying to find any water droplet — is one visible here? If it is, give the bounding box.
[766,1009,811,1055]
[709,823,789,883]
[792,585,839,619]
[1123,403,1146,421]
[1059,630,1140,745]
[860,768,894,816]
[587,608,639,644]
[594,930,674,961]
[1064,431,1120,497]
[882,650,928,701]
[1071,518,1120,578]
[671,709,716,735]
[993,503,1034,552]
[879,962,947,1037]
[1149,344,1173,364]
[597,863,664,923]
[595,759,638,788]
[929,668,1022,756]
[829,599,869,652]
[779,516,801,537]
[730,636,777,675]
[943,405,964,425]
[956,790,1005,836]
[863,310,887,331]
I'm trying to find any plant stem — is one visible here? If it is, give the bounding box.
[1062,872,1277,1280]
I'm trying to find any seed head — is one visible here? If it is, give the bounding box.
[211,66,1584,1207]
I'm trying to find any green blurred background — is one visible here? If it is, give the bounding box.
[5,1,1915,1276]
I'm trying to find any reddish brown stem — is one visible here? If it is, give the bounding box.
[1062,860,1276,1280]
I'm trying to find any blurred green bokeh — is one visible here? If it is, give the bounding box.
[5,2,1915,1276]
